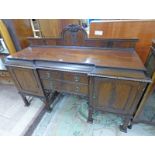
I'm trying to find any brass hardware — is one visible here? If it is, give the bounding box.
[74,76,80,82]
[46,72,50,78]
[50,81,53,88]
[75,86,80,92]
[93,94,96,99]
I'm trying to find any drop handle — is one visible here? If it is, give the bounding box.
[75,86,80,92]
[93,95,96,99]
[74,76,80,82]
[46,72,50,78]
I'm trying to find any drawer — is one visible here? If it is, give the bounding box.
[38,70,62,80]
[41,79,88,95]
[41,79,61,90]
[62,82,88,95]
[63,72,88,84]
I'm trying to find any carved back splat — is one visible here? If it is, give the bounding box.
[61,24,88,46]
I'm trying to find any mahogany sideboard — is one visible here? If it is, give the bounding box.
[4,24,151,133]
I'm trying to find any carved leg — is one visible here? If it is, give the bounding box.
[128,124,133,129]
[120,117,131,133]
[128,119,133,129]
[44,91,60,112]
[43,98,52,112]
[87,106,93,123]
[20,94,30,106]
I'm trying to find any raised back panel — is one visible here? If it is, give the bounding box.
[28,24,138,49]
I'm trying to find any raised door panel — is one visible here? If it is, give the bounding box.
[9,67,44,96]
[93,77,145,115]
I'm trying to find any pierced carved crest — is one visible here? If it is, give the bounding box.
[61,24,88,42]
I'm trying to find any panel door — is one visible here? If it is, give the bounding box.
[8,67,44,96]
[92,77,146,115]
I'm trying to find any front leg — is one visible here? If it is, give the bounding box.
[87,106,94,123]
[128,118,133,129]
[120,116,131,133]
[20,93,30,106]
[43,97,52,112]
[43,91,60,112]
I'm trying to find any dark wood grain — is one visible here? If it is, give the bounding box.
[7,46,145,71]
[8,67,44,96]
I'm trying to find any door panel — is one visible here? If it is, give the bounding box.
[9,67,44,96]
[92,77,145,115]
[97,82,113,108]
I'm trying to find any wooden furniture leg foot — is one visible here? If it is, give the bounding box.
[44,91,60,112]
[46,105,52,112]
[43,98,52,112]
[128,119,133,129]
[128,124,133,129]
[119,125,127,133]
[119,117,131,133]
[87,107,93,123]
[20,94,30,106]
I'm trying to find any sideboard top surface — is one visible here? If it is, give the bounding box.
[7,46,145,71]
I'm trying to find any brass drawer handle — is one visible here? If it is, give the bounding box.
[74,76,80,82]
[50,81,53,88]
[46,72,50,78]
[75,86,80,92]
[93,95,96,99]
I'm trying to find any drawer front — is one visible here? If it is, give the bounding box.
[63,72,88,84]
[41,79,61,90]
[38,70,62,80]
[38,69,88,84]
[62,82,88,95]
[41,79,88,95]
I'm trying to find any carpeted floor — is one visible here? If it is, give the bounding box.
[32,94,155,136]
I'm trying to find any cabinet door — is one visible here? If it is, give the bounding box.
[8,67,44,96]
[92,77,146,115]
